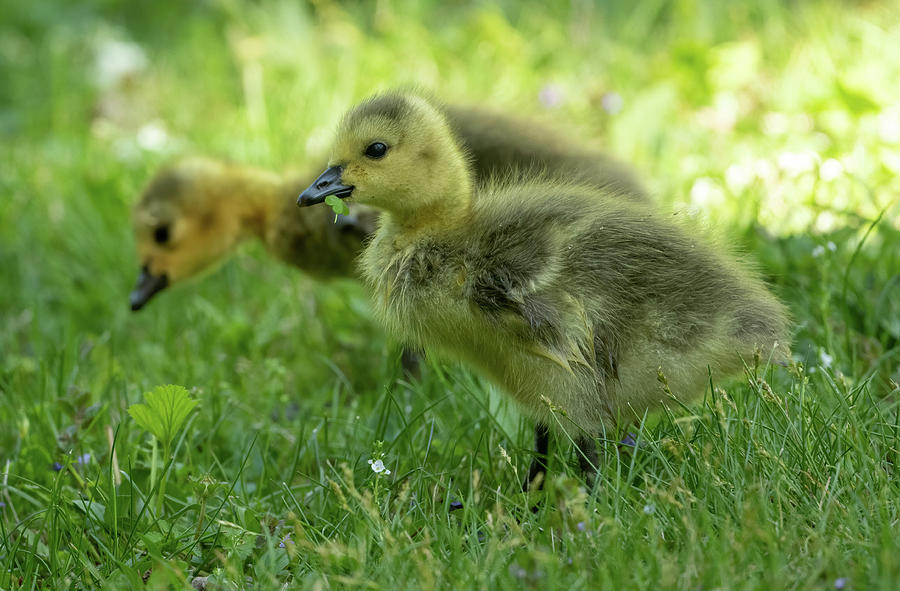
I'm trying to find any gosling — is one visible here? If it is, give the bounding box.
[130,106,646,310]
[297,91,791,487]
[130,157,373,310]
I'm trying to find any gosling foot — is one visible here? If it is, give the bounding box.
[400,348,422,379]
[523,423,549,492]
[576,435,599,490]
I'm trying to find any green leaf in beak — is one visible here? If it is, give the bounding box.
[325,194,351,221]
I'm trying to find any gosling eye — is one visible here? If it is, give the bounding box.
[153,225,171,245]
[364,142,388,159]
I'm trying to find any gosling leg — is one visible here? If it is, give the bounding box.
[575,435,599,489]
[524,423,550,491]
[400,348,421,379]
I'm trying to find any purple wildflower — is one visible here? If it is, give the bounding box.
[576,521,586,532]
[834,578,848,589]
[601,92,624,114]
[538,84,564,109]
[279,534,293,548]
[77,453,91,465]
[620,433,637,447]
[0,501,6,508]
[52,462,63,471]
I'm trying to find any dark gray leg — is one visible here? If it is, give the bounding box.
[400,348,421,379]
[576,435,599,489]
[524,423,550,491]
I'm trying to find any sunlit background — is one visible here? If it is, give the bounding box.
[1,0,899,587]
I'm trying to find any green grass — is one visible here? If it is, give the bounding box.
[2,0,899,588]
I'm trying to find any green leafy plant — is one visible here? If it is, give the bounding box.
[128,385,198,515]
[325,194,351,221]
[366,440,392,507]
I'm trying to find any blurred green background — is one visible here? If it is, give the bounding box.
[1,0,899,588]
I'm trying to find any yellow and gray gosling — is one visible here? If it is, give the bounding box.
[130,157,373,310]
[129,106,646,311]
[298,91,791,487]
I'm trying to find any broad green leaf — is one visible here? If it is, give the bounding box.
[324,194,350,217]
[72,498,106,522]
[141,531,164,555]
[128,385,198,447]
[835,82,879,114]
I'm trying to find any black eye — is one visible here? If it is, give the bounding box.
[153,225,171,245]
[364,142,388,159]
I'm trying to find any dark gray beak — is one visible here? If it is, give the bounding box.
[129,266,169,311]
[298,165,354,207]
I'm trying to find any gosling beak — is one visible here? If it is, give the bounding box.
[298,165,354,207]
[129,266,169,311]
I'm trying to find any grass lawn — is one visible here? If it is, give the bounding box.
[1,0,899,588]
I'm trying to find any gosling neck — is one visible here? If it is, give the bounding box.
[384,191,470,238]
[381,158,474,239]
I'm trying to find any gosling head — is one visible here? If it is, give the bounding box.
[298,92,471,225]
[130,158,244,311]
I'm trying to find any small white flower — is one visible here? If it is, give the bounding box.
[643,504,655,515]
[819,350,834,369]
[600,92,624,115]
[93,37,148,88]
[367,459,390,475]
[827,241,837,252]
[812,245,826,257]
[136,120,168,152]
